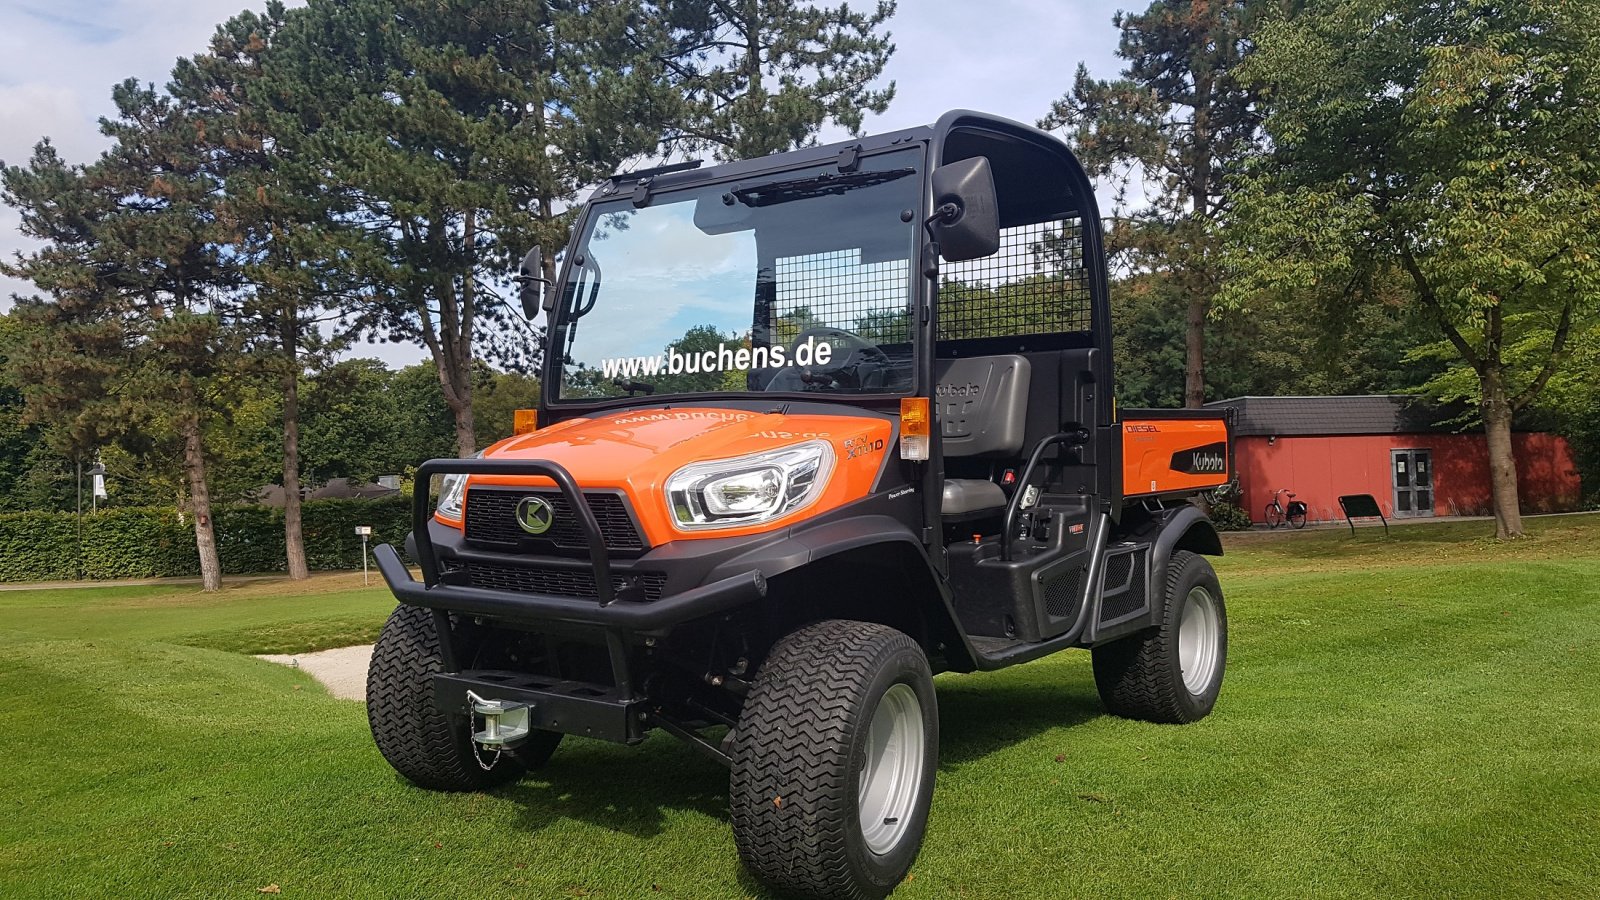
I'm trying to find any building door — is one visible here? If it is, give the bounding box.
[1391,449,1435,517]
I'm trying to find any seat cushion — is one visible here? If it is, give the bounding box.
[942,479,1007,518]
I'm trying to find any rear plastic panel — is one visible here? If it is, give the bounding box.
[1120,411,1231,498]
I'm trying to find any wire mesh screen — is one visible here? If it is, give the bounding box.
[938,217,1091,340]
[765,249,912,344]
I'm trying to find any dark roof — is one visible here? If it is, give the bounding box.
[1203,395,1468,437]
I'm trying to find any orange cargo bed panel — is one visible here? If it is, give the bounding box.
[1121,414,1230,498]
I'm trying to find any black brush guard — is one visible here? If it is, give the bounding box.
[375,458,768,748]
[373,458,767,629]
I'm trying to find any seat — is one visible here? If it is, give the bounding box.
[933,354,1032,519]
[942,479,1007,518]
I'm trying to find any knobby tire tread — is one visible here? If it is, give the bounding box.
[366,604,534,792]
[1092,550,1216,724]
[729,620,924,900]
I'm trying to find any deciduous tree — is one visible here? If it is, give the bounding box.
[1223,0,1600,538]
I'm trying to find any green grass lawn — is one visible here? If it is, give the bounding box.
[3,520,1598,898]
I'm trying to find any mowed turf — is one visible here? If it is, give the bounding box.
[2,521,1598,898]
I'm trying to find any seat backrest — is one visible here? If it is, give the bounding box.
[933,355,1032,457]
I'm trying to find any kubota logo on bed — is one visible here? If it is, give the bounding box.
[1170,442,1228,475]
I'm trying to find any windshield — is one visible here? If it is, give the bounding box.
[553,147,922,401]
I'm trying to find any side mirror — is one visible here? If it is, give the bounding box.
[516,245,547,319]
[930,157,1000,263]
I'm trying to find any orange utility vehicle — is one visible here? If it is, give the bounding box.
[368,110,1231,900]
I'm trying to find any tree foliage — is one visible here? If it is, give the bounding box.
[663,0,897,160]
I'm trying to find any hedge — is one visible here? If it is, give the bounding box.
[0,496,415,583]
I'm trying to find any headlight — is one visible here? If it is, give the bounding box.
[666,441,834,530]
[436,472,468,519]
[434,451,485,520]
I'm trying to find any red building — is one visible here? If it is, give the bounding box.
[1205,396,1583,525]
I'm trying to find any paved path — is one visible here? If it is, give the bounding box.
[1227,508,1599,537]
[257,645,374,701]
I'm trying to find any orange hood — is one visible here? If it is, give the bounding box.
[465,408,894,543]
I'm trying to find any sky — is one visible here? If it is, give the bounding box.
[0,0,1129,368]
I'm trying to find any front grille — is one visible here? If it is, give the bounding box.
[464,488,644,553]
[463,562,667,601]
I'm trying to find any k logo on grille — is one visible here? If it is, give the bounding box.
[514,496,556,535]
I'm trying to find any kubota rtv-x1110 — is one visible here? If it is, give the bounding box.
[367,109,1232,900]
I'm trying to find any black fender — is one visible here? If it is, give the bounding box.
[705,515,977,671]
[1148,503,1223,582]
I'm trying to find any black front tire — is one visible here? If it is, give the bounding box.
[1092,550,1227,724]
[729,620,939,900]
[367,604,559,791]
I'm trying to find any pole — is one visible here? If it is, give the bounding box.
[362,535,370,586]
[75,458,83,581]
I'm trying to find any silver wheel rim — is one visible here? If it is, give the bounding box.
[1178,586,1221,694]
[858,682,924,856]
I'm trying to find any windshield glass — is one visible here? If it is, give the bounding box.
[554,147,922,401]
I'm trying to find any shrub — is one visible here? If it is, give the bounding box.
[0,496,414,583]
[1209,500,1254,532]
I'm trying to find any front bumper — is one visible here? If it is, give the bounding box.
[374,542,766,629]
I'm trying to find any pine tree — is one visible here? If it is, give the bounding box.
[1040,0,1261,407]
[1,80,240,589]
[266,0,676,457]
[171,2,358,579]
[662,0,897,160]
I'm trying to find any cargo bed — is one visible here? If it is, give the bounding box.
[1120,407,1233,499]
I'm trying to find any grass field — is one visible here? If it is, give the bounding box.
[3,516,1598,898]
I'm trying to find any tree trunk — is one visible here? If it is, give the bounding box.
[180,412,223,591]
[1184,294,1207,408]
[450,210,479,457]
[281,332,309,580]
[1480,368,1524,539]
[450,391,476,458]
[425,331,477,459]
[1185,52,1215,410]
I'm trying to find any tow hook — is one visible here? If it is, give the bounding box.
[466,690,532,749]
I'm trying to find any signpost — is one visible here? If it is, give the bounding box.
[356,526,374,585]
[1337,494,1389,537]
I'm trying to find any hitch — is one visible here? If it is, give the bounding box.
[467,690,532,749]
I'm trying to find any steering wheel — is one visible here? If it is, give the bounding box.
[778,326,891,390]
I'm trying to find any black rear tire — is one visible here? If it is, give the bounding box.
[367,604,559,791]
[729,620,938,900]
[1091,550,1227,724]
[1288,510,1307,529]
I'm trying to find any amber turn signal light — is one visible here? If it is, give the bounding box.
[900,397,929,461]
[513,409,539,435]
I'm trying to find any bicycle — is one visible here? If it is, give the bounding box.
[1264,487,1308,529]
